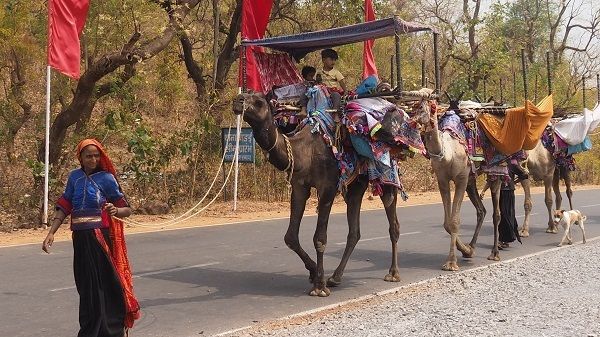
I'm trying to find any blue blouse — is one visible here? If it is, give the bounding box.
[56,169,127,230]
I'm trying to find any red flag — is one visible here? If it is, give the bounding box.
[239,0,273,92]
[48,0,90,79]
[362,0,378,79]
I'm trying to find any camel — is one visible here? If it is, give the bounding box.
[412,99,493,270]
[233,93,402,297]
[519,140,574,237]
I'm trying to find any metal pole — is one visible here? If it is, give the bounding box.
[512,68,517,107]
[534,73,538,103]
[521,48,528,102]
[394,34,402,91]
[500,77,504,104]
[390,55,395,88]
[43,65,51,226]
[597,73,600,103]
[483,76,487,101]
[421,59,426,88]
[582,75,586,109]
[546,51,553,95]
[433,32,441,94]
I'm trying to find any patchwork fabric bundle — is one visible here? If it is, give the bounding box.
[541,128,577,171]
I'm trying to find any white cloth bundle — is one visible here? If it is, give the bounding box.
[554,103,600,145]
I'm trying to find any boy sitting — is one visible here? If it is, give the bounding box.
[317,48,346,110]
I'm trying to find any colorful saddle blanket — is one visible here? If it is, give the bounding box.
[541,128,577,171]
[477,95,554,155]
[439,110,527,178]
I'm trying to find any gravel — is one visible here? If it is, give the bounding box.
[234,240,600,337]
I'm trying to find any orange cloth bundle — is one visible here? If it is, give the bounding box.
[477,95,553,155]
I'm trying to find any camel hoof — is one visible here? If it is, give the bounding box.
[519,229,530,237]
[462,246,475,258]
[487,253,500,261]
[442,261,459,271]
[326,276,342,287]
[309,287,331,297]
[384,273,401,282]
[546,226,558,234]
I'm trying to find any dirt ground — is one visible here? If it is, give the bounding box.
[2,185,598,248]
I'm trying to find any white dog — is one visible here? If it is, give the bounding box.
[553,209,587,247]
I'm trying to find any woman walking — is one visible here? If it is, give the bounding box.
[42,139,140,337]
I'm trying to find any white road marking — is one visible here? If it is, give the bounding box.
[334,231,421,245]
[49,262,220,292]
[580,203,600,208]
[484,213,538,223]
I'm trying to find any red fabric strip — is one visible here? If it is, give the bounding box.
[56,196,73,215]
[94,225,140,328]
[239,0,273,91]
[362,0,378,79]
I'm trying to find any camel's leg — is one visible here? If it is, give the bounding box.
[450,175,473,258]
[381,185,401,282]
[519,178,533,237]
[284,185,317,282]
[488,179,502,261]
[564,170,574,210]
[327,177,368,287]
[553,168,563,211]
[437,178,459,271]
[465,175,486,251]
[309,186,336,297]
[544,178,557,233]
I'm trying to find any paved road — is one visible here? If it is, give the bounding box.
[1,189,599,337]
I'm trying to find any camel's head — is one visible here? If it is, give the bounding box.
[233,93,271,124]
[412,99,435,126]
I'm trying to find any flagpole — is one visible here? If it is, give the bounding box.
[43,65,51,226]
[233,44,247,212]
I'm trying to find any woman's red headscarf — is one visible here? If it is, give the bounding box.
[76,139,141,328]
[77,139,117,175]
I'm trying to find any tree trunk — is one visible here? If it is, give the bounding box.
[214,0,243,90]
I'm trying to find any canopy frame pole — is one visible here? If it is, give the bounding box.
[512,68,517,107]
[421,59,426,88]
[394,33,402,91]
[500,78,504,104]
[433,32,441,94]
[546,51,553,95]
[390,55,395,88]
[521,48,528,102]
[233,44,246,211]
[597,73,600,104]
[582,75,586,109]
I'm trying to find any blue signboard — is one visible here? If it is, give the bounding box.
[221,127,255,163]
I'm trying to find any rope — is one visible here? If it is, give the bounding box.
[116,153,236,228]
[265,129,279,152]
[114,119,239,229]
[282,134,294,185]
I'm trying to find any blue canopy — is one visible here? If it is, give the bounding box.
[242,17,435,60]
